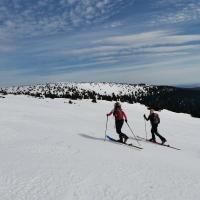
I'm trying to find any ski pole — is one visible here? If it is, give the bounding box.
[144,118,148,140]
[104,116,108,141]
[126,122,141,146]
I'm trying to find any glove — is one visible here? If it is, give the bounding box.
[106,114,109,117]
[125,119,127,123]
[143,114,146,118]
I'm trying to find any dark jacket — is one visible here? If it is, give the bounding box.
[145,113,160,125]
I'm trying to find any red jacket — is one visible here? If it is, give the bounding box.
[107,109,127,121]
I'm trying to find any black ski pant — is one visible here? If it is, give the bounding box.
[115,119,128,142]
[151,124,165,142]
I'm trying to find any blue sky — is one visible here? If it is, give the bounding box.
[0,0,200,87]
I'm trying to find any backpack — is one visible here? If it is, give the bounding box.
[152,113,160,124]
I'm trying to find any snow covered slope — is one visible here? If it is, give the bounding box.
[0,95,200,200]
[2,82,200,118]
[0,82,151,96]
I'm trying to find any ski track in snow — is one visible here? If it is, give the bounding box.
[0,95,200,200]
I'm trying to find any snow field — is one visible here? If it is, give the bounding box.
[0,95,200,200]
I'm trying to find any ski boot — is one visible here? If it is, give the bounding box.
[161,138,167,145]
[149,138,156,143]
[124,136,129,144]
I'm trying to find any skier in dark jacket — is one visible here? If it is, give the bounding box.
[107,102,129,143]
[144,109,166,144]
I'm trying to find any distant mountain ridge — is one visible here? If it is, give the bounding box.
[0,82,200,118]
[176,83,200,88]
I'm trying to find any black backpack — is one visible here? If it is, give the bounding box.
[152,113,160,124]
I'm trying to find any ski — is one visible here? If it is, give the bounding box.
[106,135,143,150]
[136,136,181,150]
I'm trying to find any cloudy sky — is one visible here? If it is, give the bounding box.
[0,0,200,86]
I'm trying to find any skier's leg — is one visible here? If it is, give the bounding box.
[154,125,166,144]
[116,120,123,142]
[150,126,156,141]
[122,133,128,143]
[119,120,129,143]
[116,120,128,143]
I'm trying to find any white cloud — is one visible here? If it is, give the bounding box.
[152,0,200,25]
[60,30,200,63]
[51,59,118,72]
[63,46,120,56]
[0,0,132,38]
[98,31,200,46]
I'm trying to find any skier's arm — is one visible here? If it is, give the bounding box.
[143,114,149,121]
[122,111,127,122]
[107,110,113,117]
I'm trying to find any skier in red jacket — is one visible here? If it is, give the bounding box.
[107,102,129,143]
